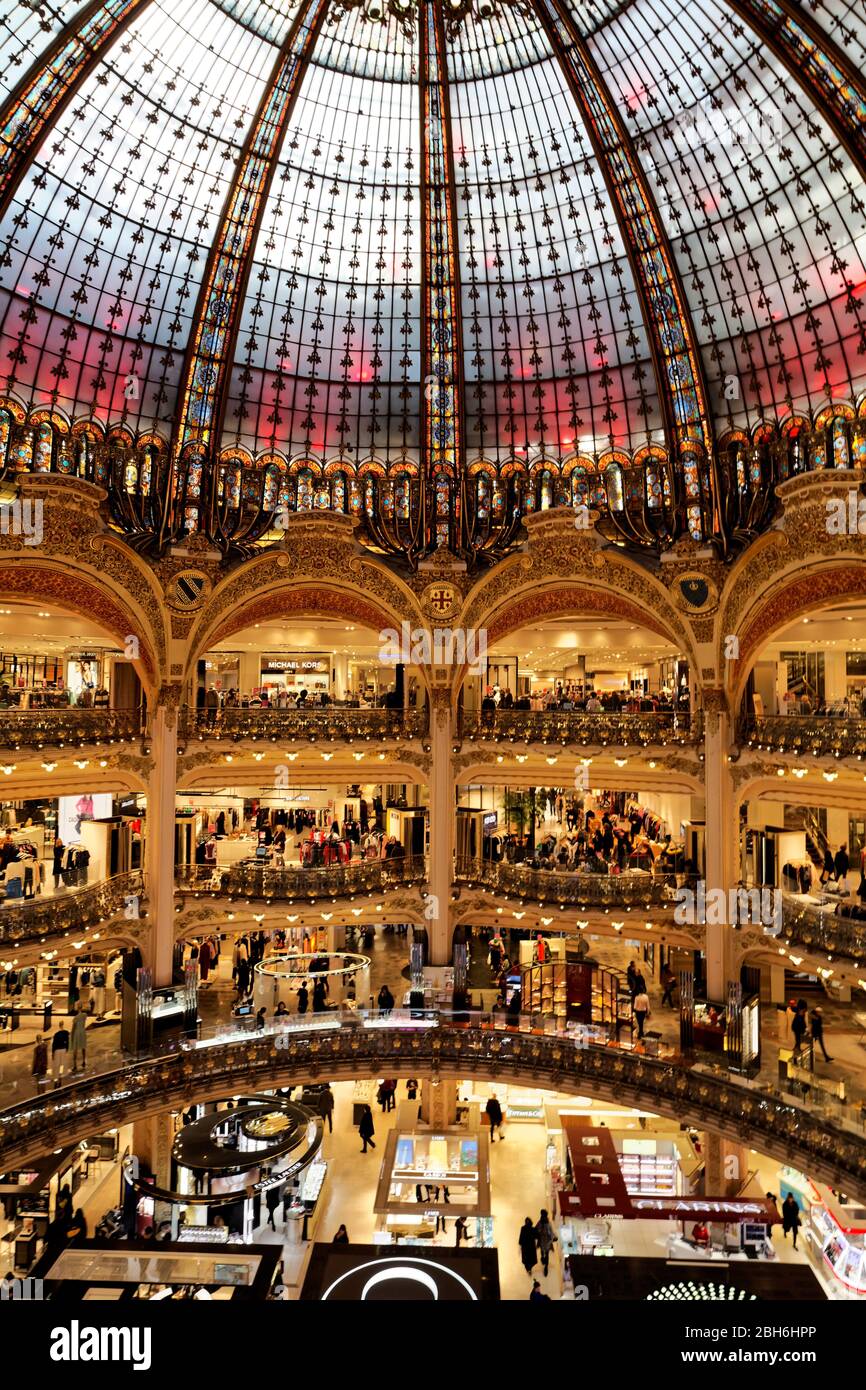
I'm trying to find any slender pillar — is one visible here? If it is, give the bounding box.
[427,693,454,964]
[420,1078,458,1128]
[145,704,178,987]
[704,1130,750,1198]
[132,1113,173,1187]
[703,700,737,1000]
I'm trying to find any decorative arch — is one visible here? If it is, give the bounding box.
[0,563,157,694]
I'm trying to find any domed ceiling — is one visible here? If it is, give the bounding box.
[0,0,864,559]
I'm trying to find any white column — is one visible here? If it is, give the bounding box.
[239,651,259,696]
[824,649,846,703]
[332,653,349,700]
[427,695,454,965]
[145,704,178,987]
[704,704,737,1000]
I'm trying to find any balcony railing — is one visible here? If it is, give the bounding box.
[454,856,695,909]
[0,707,144,750]
[741,714,866,760]
[781,894,866,962]
[458,708,700,746]
[3,1016,866,1194]
[0,870,144,947]
[178,705,429,743]
[175,855,428,901]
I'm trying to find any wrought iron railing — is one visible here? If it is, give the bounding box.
[3,1016,866,1194]
[175,855,428,901]
[740,714,866,760]
[178,705,429,743]
[0,870,144,947]
[0,708,144,749]
[781,894,866,962]
[458,708,700,746]
[454,856,696,909]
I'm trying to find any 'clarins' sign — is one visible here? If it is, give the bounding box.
[557,1191,779,1224]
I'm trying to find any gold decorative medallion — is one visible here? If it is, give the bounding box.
[165,569,210,612]
[422,581,459,620]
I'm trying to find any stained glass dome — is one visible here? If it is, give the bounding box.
[0,0,864,561]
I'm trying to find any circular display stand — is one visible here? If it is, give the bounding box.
[253,951,371,1010]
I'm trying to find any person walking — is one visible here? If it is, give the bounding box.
[782,1193,802,1249]
[265,1186,281,1232]
[333,1225,349,1243]
[358,1104,376,1153]
[51,1023,70,1084]
[791,1003,808,1055]
[633,989,650,1039]
[810,1007,833,1062]
[377,984,395,1016]
[455,1215,469,1247]
[486,1092,504,1142]
[70,1006,87,1072]
[32,1033,49,1092]
[834,843,850,884]
[519,1217,538,1277]
[534,1209,557,1277]
[255,1006,267,1030]
[297,981,309,1015]
[318,1085,334,1134]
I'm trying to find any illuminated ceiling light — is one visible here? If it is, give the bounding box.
[353,752,365,761]
[776,767,785,777]
[614,757,627,768]
[823,770,838,782]
[515,754,527,763]
[321,752,333,761]
[252,752,264,761]
[286,752,298,761]
[512,911,525,919]
[224,754,233,763]
[791,767,807,778]
[648,760,657,769]
[546,756,557,765]
[74,759,89,769]
[41,761,56,771]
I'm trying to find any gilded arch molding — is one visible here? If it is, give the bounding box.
[0,560,159,694]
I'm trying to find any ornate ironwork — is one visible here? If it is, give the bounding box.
[0,0,153,220]
[178,705,429,744]
[780,894,866,965]
[175,855,427,901]
[0,708,145,750]
[459,708,700,747]
[160,0,332,555]
[0,870,144,949]
[535,0,723,551]
[740,713,866,761]
[726,0,866,180]
[4,1019,866,1194]
[454,857,698,910]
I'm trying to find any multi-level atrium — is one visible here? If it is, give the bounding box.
[0,0,865,1333]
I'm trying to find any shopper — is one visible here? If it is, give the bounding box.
[485,1093,504,1142]
[529,1280,550,1302]
[318,1085,334,1134]
[312,977,327,1013]
[333,1225,349,1243]
[52,835,65,890]
[660,963,677,1008]
[297,982,309,1015]
[791,1003,808,1054]
[70,1006,87,1072]
[358,1104,376,1153]
[519,1217,538,1276]
[265,1186,281,1232]
[32,1033,49,1091]
[51,1023,70,1084]
[534,1209,557,1277]
[782,1193,802,1249]
[406,1078,418,1100]
[455,1215,469,1247]
[633,989,650,1039]
[255,1006,267,1031]
[834,843,850,884]
[810,1007,833,1062]
[377,984,395,1016]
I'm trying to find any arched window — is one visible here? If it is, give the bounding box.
[296,468,313,511]
[0,410,11,474]
[604,463,624,511]
[831,416,851,470]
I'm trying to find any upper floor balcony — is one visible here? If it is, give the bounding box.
[740,714,866,762]
[454,856,694,910]
[0,870,144,950]
[458,708,701,749]
[175,855,427,902]
[0,707,144,751]
[177,705,429,745]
